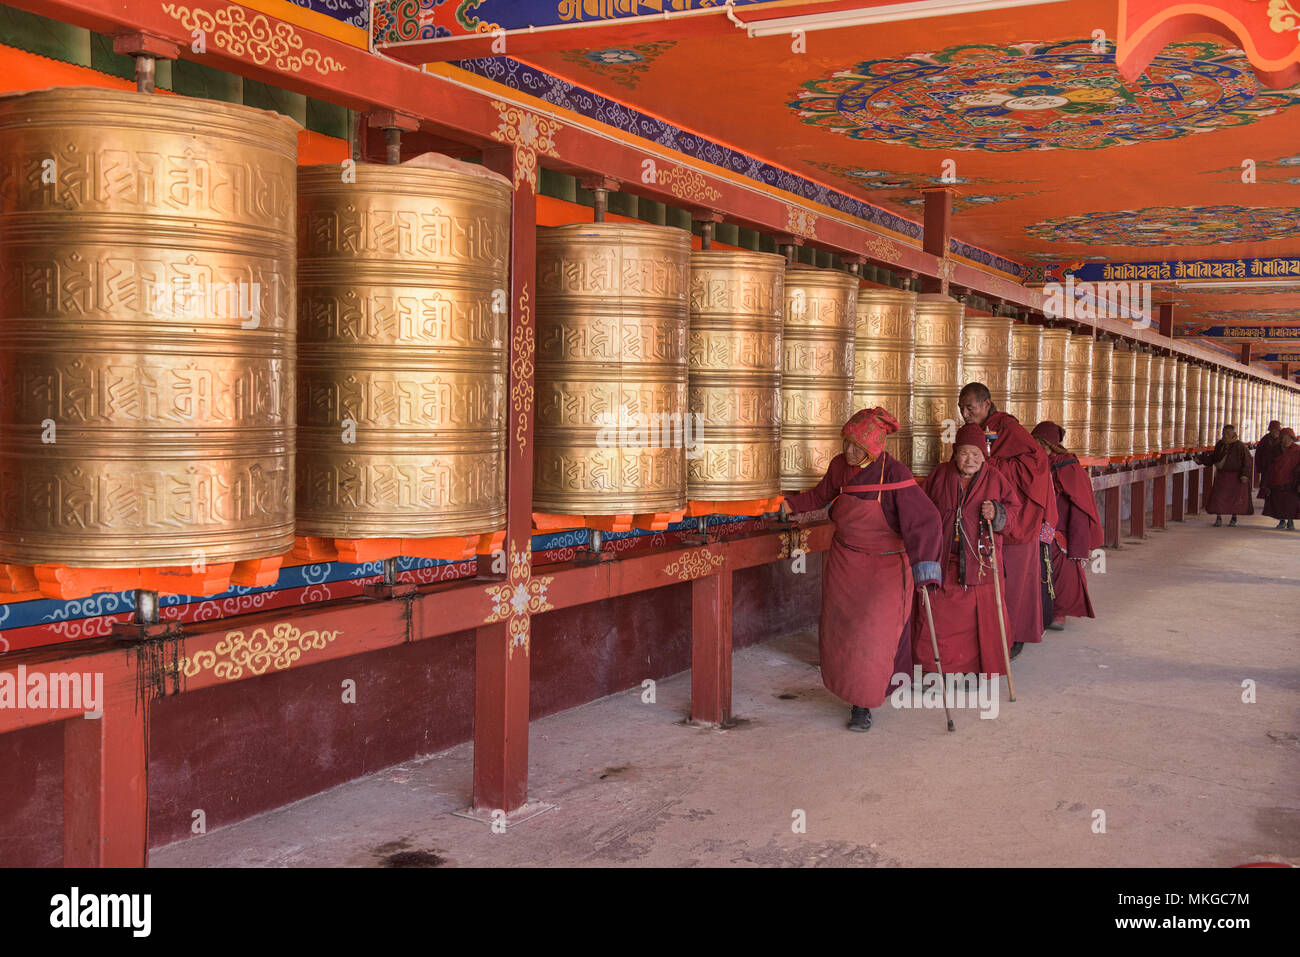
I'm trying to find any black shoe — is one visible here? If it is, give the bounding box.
[1276,521,1286,529]
[1009,641,1024,660]
[1228,517,1238,527]
[1047,620,1066,632]
[848,706,872,732]
[1213,517,1222,527]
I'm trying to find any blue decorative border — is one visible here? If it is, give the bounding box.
[284,0,369,28]
[949,238,1022,278]
[450,56,927,242]
[0,515,759,632]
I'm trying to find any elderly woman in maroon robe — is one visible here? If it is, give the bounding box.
[957,382,1055,660]
[1261,428,1300,531]
[1195,425,1254,526]
[781,407,944,732]
[911,423,1017,679]
[1032,421,1104,629]
[1255,420,1283,496]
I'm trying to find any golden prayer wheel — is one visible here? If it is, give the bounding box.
[1007,323,1042,428]
[534,222,691,515]
[1185,364,1203,449]
[0,88,298,567]
[960,313,1013,411]
[1168,359,1184,451]
[854,288,916,466]
[1202,367,1217,446]
[1038,328,1071,427]
[1148,355,1165,455]
[687,250,785,501]
[296,160,511,539]
[1063,334,1093,454]
[1231,375,1244,434]
[1131,349,1151,458]
[1110,347,1137,460]
[911,294,964,477]
[780,266,858,489]
[1089,339,1113,460]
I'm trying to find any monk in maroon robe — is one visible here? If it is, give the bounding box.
[1255,420,1283,496]
[1261,428,1300,530]
[912,423,1017,678]
[958,382,1056,659]
[782,407,944,732]
[1032,421,1103,627]
[1195,425,1254,525]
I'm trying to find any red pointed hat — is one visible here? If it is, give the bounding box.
[954,422,987,452]
[1031,421,1066,445]
[842,407,898,459]
[1283,427,1296,441]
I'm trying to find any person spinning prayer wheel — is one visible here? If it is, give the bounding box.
[1261,427,1300,531]
[1195,424,1254,526]
[781,407,944,732]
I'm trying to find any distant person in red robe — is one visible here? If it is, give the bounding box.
[1261,428,1300,531]
[1195,425,1254,526]
[1031,421,1104,629]
[1255,420,1283,495]
[912,423,1016,678]
[958,382,1055,660]
[781,407,944,732]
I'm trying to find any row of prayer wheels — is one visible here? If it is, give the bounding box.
[2,89,1298,569]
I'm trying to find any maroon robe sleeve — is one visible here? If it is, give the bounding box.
[878,455,943,572]
[783,454,849,514]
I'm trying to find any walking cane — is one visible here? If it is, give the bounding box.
[918,586,955,732]
[984,517,1017,702]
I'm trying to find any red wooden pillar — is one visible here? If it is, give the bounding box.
[473,143,537,814]
[1151,473,1167,528]
[1104,485,1121,548]
[1130,478,1147,538]
[691,567,734,726]
[63,680,147,867]
[1203,466,1214,511]
[920,188,953,295]
[1187,466,1200,515]
[1171,470,1185,521]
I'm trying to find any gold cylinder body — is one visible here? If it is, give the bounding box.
[1089,339,1113,459]
[911,294,965,477]
[1063,334,1093,453]
[780,267,858,489]
[1007,324,1043,428]
[1131,350,1151,458]
[296,163,510,538]
[1110,348,1137,459]
[0,89,298,567]
[1203,368,1217,446]
[1148,355,1166,454]
[1171,359,1186,450]
[534,223,690,514]
[1038,328,1071,428]
[687,250,785,501]
[961,314,1013,413]
[1185,364,1203,449]
[854,288,916,466]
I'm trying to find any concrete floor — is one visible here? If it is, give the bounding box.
[152,511,1299,867]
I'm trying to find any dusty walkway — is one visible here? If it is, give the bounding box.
[152,512,1299,867]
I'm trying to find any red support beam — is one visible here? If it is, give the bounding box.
[63,682,147,867]
[1203,467,1214,510]
[1104,485,1122,548]
[1157,303,1174,339]
[1240,342,1252,365]
[1130,479,1147,539]
[1151,474,1167,528]
[920,188,953,295]
[1171,470,1185,521]
[690,567,734,726]
[1187,466,1200,515]
[472,144,537,815]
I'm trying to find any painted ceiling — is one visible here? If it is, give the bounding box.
[486,0,1300,360]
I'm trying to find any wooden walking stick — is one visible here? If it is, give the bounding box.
[918,586,955,732]
[984,516,1016,702]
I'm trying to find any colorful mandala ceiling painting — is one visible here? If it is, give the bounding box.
[1026,205,1300,246]
[557,41,676,89]
[1187,310,1300,323]
[804,161,1042,212]
[788,40,1300,152]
